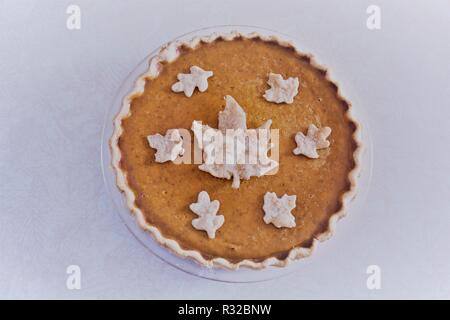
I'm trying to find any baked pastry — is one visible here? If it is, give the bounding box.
[110,31,361,269]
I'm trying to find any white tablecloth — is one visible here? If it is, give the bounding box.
[1,0,449,299]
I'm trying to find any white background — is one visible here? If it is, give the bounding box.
[1,0,450,299]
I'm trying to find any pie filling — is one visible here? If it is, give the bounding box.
[117,36,358,264]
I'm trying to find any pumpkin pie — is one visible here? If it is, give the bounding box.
[110,32,361,269]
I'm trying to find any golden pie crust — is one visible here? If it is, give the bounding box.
[110,32,361,269]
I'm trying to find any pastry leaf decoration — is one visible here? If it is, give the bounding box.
[192,95,278,189]
[147,129,184,163]
[190,191,225,239]
[263,73,299,104]
[263,192,297,228]
[293,124,331,159]
[171,65,213,97]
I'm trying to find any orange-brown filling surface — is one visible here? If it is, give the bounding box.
[118,38,357,262]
